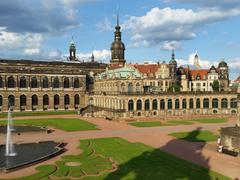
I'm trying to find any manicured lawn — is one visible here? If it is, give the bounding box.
[13,137,229,180]
[0,118,98,131]
[168,120,194,125]
[129,121,163,127]
[191,118,227,124]
[170,130,218,142]
[0,110,77,118]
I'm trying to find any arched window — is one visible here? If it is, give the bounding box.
[230,98,237,108]
[128,100,134,111]
[32,95,38,106]
[152,99,158,110]
[175,99,179,109]
[20,95,27,106]
[196,98,201,109]
[121,83,125,92]
[203,98,209,109]
[8,76,15,88]
[160,99,165,110]
[182,99,187,109]
[53,77,60,88]
[0,76,3,88]
[54,94,60,105]
[221,98,228,109]
[64,77,70,88]
[168,99,172,109]
[137,99,142,111]
[42,76,49,88]
[74,94,80,105]
[212,98,218,108]
[64,94,70,105]
[43,94,49,106]
[31,77,38,88]
[20,76,27,88]
[136,83,141,92]
[145,99,150,110]
[0,95,2,106]
[8,95,15,107]
[189,98,194,109]
[73,78,80,88]
[128,83,133,93]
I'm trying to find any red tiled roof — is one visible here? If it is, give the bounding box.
[234,76,240,83]
[132,64,159,74]
[108,64,124,70]
[190,69,209,80]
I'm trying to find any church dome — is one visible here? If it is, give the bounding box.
[210,65,216,71]
[111,41,125,50]
[169,59,177,65]
[219,61,227,67]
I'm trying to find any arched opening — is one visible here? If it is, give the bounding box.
[8,95,15,108]
[221,98,228,109]
[64,94,70,109]
[203,98,209,109]
[20,76,27,88]
[182,99,187,109]
[32,95,38,107]
[0,95,2,107]
[160,99,165,110]
[137,99,142,111]
[175,99,179,109]
[128,100,134,112]
[64,77,70,88]
[20,95,26,111]
[73,78,80,88]
[43,94,49,110]
[144,99,150,111]
[8,76,15,88]
[168,99,172,109]
[189,98,194,109]
[212,98,218,108]
[152,99,158,110]
[0,76,3,88]
[53,77,60,88]
[42,76,49,88]
[136,83,141,92]
[74,94,80,109]
[54,94,60,106]
[31,77,38,88]
[230,98,237,108]
[128,83,133,93]
[196,98,201,109]
[231,110,236,114]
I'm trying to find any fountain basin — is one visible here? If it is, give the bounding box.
[0,141,65,172]
[0,125,49,134]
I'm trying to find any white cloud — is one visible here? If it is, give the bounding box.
[160,41,182,51]
[96,18,113,32]
[49,49,62,59]
[123,7,240,47]
[228,58,240,69]
[23,48,41,56]
[77,49,111,62]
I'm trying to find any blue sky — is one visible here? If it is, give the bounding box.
[0,0,239,79]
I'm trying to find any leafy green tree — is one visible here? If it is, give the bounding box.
[168,83,181,92]
[212,80,220,92]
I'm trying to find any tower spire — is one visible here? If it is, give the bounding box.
[116,5,119,27]
[171,48,175,60]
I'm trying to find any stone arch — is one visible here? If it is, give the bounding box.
[212,98,218,108]
[175,99,179,109]
[54,94,60,106]
[42,76,49,88]
[74,94,80,106]
[160,99,165,110]
[168,99,172,109]
[144,99,150,111]
[128,100,134,111]
[53,77,60,88]
[31,77,38,88]
[203,98,209,109]
[20,94,27,106]
[189,98,194,109]
[221,98,228,109]
[64,94,70,105]
[152,99,158,110]
[196,98,201,109]
[182,99,187,109]
[20,76,27,88]
[74,78,80,88]
[8,95,15,107]
[43,94,49,106]
[64,77,70,88]
[8,76,15,88]
[32,95,38,106]
[137,99,142,111]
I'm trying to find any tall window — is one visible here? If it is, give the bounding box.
[31,77,38,88]
[175,99,179,109]
[74,94,80,105]
[0,76,3,88]
[160,99,165,110]
[32,95,38,106]
[53,77,60,88]
[145,99,150,111]
[128,83,133,93]
[43,95,49,106]
[128,100,134,111]
[152,99,158,110]
[54,95,60,105]
[221,98,228,109]
[20,76,27,88]
[212,98,218,108]
[196,98,201,109]
[182,99,187,109]
[64,94,70,105]
[230,98,237,108]
[8,95,15,106]
[203,98,209,109]
[8,76,15,88]
[42,76,49,88]
[20,95,27,106]
[0,95,2,106]
[73,78,80,88]
[137,100,142,111]
[189,98,194,109]
[168,99,172,109]
[64,77,70,88]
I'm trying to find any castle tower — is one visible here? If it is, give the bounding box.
[69,37,76,61]
[218,60,229,91]
[193,52,201,69]
[169,49,177,79]
[110,12,126,67]
[91,50,95,62]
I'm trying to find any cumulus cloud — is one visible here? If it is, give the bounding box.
[77,49,111,62]
[123,7,240,47]
[48,49,62,59]
[160,41,182,51]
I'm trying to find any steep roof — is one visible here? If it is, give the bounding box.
[132,64,159,75]
[190,69,209,80]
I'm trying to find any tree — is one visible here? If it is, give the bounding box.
[168,83,181,92]
[212,80,220,92]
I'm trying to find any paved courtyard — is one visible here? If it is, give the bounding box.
[0,115,240,179]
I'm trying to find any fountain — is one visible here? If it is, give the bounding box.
[5,108,16,157]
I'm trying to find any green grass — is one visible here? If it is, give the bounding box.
[191,118,227,124]
[0,118,98,131]
[129,121,163,127]
[170,130,218,142]
[11,137,229,180]
[168,120,194,125]
[0,110,77,118]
